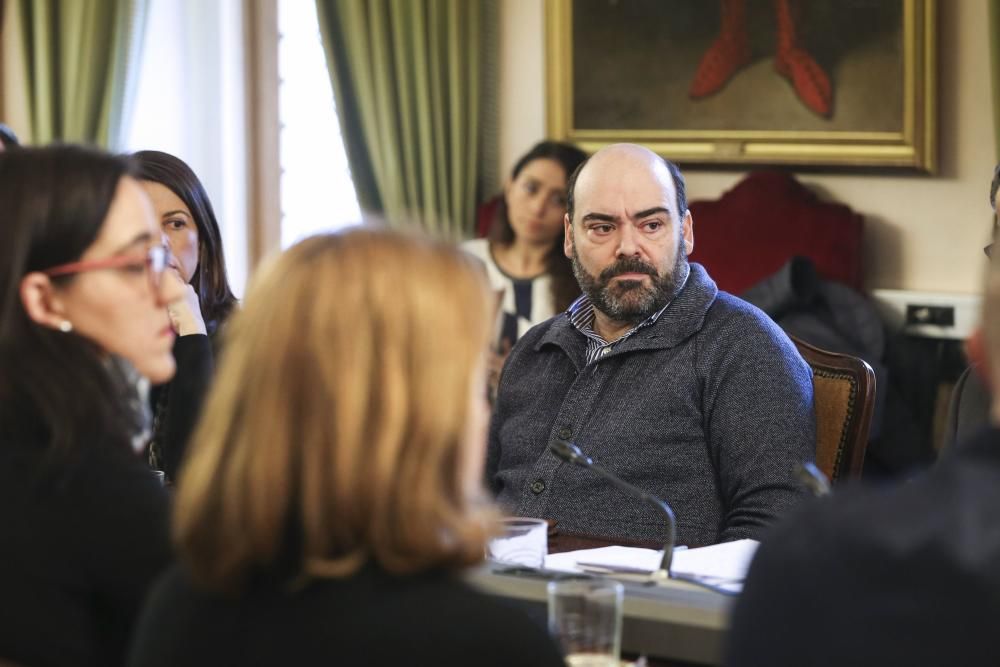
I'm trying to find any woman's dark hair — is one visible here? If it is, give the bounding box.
[132,150,237,334]
[990,163,1000,211]
[0,145,142,456]
[488,141,588,312]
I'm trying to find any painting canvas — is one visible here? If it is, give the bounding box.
[546,0,936,170]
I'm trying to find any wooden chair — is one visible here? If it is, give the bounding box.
[792,336,876,483]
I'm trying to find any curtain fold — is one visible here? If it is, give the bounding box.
[10,0,147,147]
[315,0,486,238]
[992,0,1000,161]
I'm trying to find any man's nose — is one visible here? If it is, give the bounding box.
[615,224,641,257]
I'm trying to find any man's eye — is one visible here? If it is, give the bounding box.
[591,224,613,234]
[644,221,663,231]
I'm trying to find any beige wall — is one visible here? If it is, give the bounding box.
[499,0,995,294]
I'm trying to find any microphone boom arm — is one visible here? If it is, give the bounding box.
[587,461,676,576]
[550,439,676,577]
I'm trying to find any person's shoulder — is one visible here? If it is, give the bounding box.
[140,563,200,612]
[460,237,491,259]
[732,454,1000,666]
[753,446,1000,577]
[128,565,228,667]
[709,289,783,329]
[698,290,800,360]
[421,576,565,665]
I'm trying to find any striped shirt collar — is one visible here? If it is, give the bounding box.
[566,268,688,365]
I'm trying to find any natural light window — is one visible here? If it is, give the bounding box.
[278,0,362,248]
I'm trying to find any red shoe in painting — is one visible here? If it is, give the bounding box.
[774,46,832,117]
[689,35,751,98]
[689,0,750,99]
[773,0,832,117]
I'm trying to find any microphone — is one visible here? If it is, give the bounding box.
[550,440,676,578]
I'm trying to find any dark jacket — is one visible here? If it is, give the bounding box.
[487,263,816,547]
[149,334,215,480]
[727,426,1000,667]
[0,440,171,667]
[127,563,565,667]
[942,366,991,452]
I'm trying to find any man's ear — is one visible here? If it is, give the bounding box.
[563,213,574,259]
[682,209,694,255]
[19,272,69,331]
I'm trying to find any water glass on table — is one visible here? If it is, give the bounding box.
[487,517,548,568]
[547,578,624,667]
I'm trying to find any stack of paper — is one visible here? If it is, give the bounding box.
[544,539,759,594]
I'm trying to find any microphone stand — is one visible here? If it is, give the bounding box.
[550,440,676,579]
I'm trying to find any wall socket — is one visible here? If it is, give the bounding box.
[905,304,954,327]
[871,289,980,340]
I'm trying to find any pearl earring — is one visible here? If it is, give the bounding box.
[58,320,73,333]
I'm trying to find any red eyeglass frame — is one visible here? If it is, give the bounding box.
[42,245,169,292]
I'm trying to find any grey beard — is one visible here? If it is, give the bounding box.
[571,245,688,325]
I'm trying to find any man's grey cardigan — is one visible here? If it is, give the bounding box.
[486,263,816,548]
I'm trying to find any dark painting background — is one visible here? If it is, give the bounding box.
[571,0,904,133]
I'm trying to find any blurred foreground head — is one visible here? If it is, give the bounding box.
[0,145,179,453]
[175,228,497,590]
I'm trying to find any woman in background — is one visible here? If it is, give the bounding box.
[464,141,587,351]
[128,229,564,667]
[132,150,238,482]
[0,146,181,666]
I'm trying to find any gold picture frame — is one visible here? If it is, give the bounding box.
[546,0,936,172]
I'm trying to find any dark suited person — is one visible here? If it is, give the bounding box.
[942,164,1000,451]
[727,169,1000,665]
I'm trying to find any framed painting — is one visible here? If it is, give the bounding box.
[546,0,937,171]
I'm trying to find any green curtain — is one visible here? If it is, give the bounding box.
[12,0,147,147]
[315,0,487,238]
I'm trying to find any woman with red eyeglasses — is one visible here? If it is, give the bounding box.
[0,145,181,667]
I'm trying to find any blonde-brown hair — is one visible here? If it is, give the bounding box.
[174,228,497,591]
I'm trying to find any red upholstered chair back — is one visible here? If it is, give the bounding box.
[687,171,864,295]
[476,195,503,238]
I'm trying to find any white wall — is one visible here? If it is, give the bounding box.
[499,0,995,294]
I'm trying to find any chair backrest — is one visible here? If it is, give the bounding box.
[688,171,864,295]
[792,336,876,483]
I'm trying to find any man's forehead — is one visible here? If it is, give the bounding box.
[576,153,676,212]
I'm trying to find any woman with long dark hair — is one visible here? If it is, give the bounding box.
[462,141,587,395]
[466,142,587,345]
[132,150,238,482]
[0,145,180,666]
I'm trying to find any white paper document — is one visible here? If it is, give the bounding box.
[544,539,760,594]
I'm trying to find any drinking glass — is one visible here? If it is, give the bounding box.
[548,579,624,667]
[487,517,548,568]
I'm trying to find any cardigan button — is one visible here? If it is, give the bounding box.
[557,426,573,440]
[530,479,546,495]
